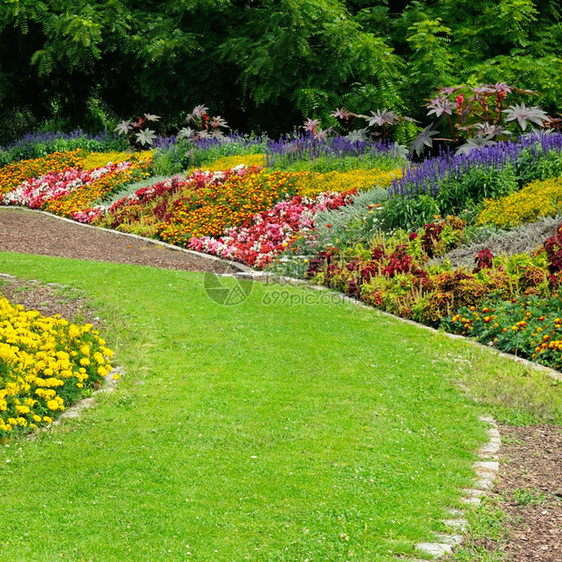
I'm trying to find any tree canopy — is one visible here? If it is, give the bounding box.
[1,0,560,141]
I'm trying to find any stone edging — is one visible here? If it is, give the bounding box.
[52,366,123,426]
[414,414,501,559]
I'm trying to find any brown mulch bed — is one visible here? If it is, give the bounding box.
[465,424,562,560]
[0,207,241,274]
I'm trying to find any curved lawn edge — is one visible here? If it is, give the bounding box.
[0,252,494,560]
[0,255,556,560]
[4,206,562,384]
[241,271,562,384]
[415,414,502,559]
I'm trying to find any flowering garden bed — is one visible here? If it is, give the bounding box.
[0,292,114,439]
[0,132,562,373]
[0,127,561,560]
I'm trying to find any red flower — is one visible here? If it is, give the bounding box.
[455,93,464,111]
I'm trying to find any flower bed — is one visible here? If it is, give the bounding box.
[265,133,401,168]
[189,190,356,267]
[43,152,153,219]
[476,177,562,228]
[383,133,562,229]
[0,151,153,222]
[157,168,306,243]
[0,296,114,439]
[294,168,401,197]
[0,151,83,196]
[442,295,562,370]
[92,166,263,236]
[299,215,562,369]
[2,164,123,209]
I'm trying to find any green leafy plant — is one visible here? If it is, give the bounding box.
[114,113,161,150]
[381,194,441,232]
[329,107,415,144]
[177,105,229,142]
[437,164,519,215]
[411,83,552,156]
[511,488,547,506]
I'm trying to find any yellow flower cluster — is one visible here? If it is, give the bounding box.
[476,177,562,228]
[294,168,402,197]
[80,151,135,171]
[0,296,114,438]
[191,153,266,172]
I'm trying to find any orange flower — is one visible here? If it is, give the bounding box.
[0,151,83,196]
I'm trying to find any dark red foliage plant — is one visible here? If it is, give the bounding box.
[543,224,562,274]
[473,248,494,272]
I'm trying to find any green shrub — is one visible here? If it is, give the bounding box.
[436,165,519,217]
[381,194,441,232]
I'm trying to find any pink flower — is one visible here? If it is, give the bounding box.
[188,190,355,267]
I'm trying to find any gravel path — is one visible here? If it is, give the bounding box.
[0,207,241,274]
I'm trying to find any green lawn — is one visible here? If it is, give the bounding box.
[0,251,559,561]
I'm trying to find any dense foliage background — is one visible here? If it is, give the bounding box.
[1,0,561,142]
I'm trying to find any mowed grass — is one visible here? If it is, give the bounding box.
[0,252,558,561]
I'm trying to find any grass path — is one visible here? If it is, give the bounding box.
[0,251,557,560]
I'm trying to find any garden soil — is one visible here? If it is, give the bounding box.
[0,207,240,274]
[1,207,561,560]
[461,424,562,561]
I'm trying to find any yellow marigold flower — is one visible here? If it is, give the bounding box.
[46,400,59,411]
[1,293,114,438]
[80,151,132,171]
[477,177,562,228]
